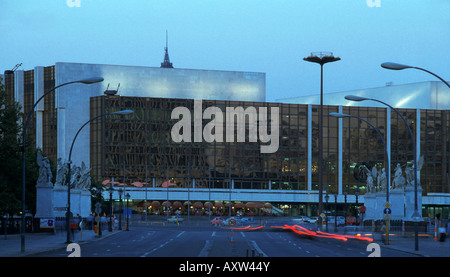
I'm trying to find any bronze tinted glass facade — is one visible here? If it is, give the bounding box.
[90,96,308,191]
[89,95,450,198]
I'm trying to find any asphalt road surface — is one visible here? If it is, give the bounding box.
[29,218,417,258]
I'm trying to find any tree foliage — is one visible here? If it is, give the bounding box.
[0,76,39,216]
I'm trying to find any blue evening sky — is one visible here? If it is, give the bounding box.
[1,0,448,102]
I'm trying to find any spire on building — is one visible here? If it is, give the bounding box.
[160,30,174,68]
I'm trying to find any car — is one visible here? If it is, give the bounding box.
[222,217,241,226]
[168,216,184,223]
[240,217,251,223]
[307,217,319,224]
[211,217,224,225]
[294,216,311,223]
[337,216,346,226]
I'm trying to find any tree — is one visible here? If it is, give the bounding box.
[0,76,39,216]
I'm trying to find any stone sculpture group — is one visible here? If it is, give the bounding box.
[363,156,424,221]
[35,152,92,219]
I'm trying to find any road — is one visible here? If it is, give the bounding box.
[30,217,417,258]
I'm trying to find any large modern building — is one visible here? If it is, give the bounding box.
[4,60,450,219]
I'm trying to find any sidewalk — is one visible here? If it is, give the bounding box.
[377,232,450,257]
[0,228,120,257]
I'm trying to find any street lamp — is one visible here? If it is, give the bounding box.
[330,112,390,222]
[381,62,450,88]
[96,186,103,237]
[355,187,360,226]
[333,190,338,232]
[117,188,123,230]
[65,109,133,243]
[343,188,348,228]
[125,193,130,231]
[324,192,329,233]
[107,183,114,232]
[303,52,340,227]
[345,95,421,250]
[20,76,103,252]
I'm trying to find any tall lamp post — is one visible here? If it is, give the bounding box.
[107,183,114,232]
[333,190,338,232]
[345,94,422,250]
[65,109,133,243]
[303,52,340,226]
[125,193,130,231]
[117,188,123,230]
[330,112,390,228]
[381,62,450,89]
[324,192,329,233]
[355,187,360,226]
[343,188,348,228]
[20,76,103,252]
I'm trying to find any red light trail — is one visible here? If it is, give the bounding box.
[271,224,373,242]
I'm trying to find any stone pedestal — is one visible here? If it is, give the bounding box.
[80,190,92,217]
[35,184,54,218]
[52,185,68,217]
[404,186,423,221]
[375,191,387,220]
[389,188,405,220]
[363,193,376,220]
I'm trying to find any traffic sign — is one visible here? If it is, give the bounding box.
[383,208,391,214]
[359,205,366,213]
[228,218,237,227]
[384,202,391,208]
[95,202,101,214]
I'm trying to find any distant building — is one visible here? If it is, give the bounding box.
[4,61,449,218]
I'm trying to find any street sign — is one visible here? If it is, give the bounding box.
[95,202,101,214]
[359,205,366,213]
[383,208,391,214]
[383,213,391,220]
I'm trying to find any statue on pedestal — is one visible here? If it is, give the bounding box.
[70,166,81,189]
[37,151,53,187]
[378,168,387,191]
[366,167,377,193]
[77,162,91,190]
[392,163,406,189]
[55,158,68,188]
[405,156,424,187]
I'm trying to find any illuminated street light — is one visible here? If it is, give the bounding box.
[345,94,421,251]
[20,76,103,252]
[65,109,133,243]
[303,52,340,227]
[381,62,449,88]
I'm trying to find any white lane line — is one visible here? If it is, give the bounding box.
[141,231,185,257]
[250,240,268,257]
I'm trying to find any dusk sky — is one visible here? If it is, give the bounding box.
[1,0,448,102]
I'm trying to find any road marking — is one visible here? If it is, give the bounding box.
[212,231,216,237]
[198,240,211,257]
[240,232,246,238]
[250,240,268,257]
[141,231,185,257]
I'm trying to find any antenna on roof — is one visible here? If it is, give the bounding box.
[161,30,174,68]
